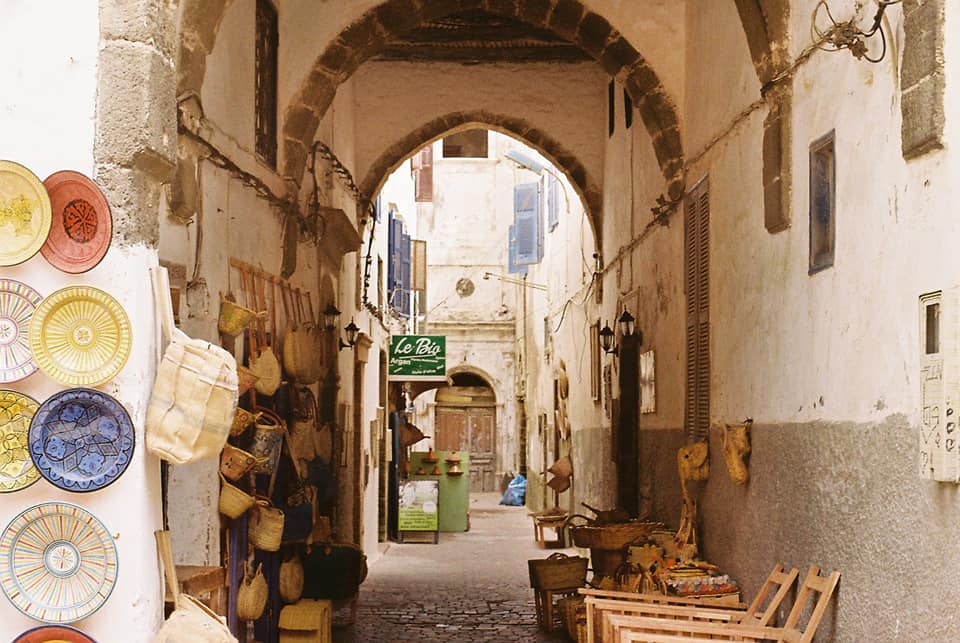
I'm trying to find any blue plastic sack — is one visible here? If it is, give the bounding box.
[499,474,526,506]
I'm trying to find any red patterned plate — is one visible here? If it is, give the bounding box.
[14,624,97,642]
[41,171,112,273]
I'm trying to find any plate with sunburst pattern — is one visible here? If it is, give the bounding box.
[28,286,131,387]
[0,279,43,383]
[0,502,118,623]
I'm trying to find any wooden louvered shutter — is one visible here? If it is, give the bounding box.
[684,178,710,442]
[414,146,433,202]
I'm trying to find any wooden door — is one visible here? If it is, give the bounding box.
[436,407,496,492]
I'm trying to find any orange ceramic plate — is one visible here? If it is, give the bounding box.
[41,170,112,273]
[0,160,52,266]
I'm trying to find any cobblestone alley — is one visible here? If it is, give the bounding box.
[334,494,572,642]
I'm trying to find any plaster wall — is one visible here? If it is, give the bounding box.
[598,2,960,639]
[351,61,607,204]
[0,6,165,641]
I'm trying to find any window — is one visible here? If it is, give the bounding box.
[925,301,940,355]
[809,131,836,273]
[387,211,412,317]
[442,129,489,158]
[608,80,616,137]
[411,146,433,202]
[547,175,560,232]
[623,89,633,129]
[684,178,710,442]
[512,182,542,266]
[255,0,278,168]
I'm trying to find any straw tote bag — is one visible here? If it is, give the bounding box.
[146,267,239,464]
[243,269,280,397]
[154,530,237,643]
[282,287,320,384]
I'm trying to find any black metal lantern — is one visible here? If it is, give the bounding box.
[323,304,341,331]
[618,309,636,339]
[599,322,616,354]
[343,320,359,348]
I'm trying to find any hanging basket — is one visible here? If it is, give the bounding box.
[219,474,255,519]
[528,553,588,591]
[231,407,261,437]
[250,409,286,474]
[279,555,305,604]
[249,499,285,551]
[237,365,259,396]
[220,444,263,481]
[218,298,262,337]
[236,563,268,621]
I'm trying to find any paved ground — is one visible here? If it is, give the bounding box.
[333,493,575,642]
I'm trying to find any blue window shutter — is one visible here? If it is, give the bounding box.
[400,231,411,317]
[514,182,540,265]
[387,212,398,291]
[508,224,527,275]
[548,176,559,232]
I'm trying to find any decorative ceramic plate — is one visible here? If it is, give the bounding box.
[0,279,43,383]
[14,624,97,643]
[0,390,40,492]
[28,286,131,387]
[29,388,134,492]
[41,171,112,274]
[0,502,118,623]
[0,160,52,266]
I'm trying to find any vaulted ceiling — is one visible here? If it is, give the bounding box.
[374,9,591,63]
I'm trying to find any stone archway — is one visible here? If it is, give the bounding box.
[358,111,603,242]
[282,0,685,199]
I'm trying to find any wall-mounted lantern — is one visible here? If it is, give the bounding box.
[599,309,639,356]
[323,303,358,350]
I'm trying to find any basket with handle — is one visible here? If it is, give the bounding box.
[249,498,285,551]
[566,514,661,550]
[230,407,261,437]
[220,443,263,481]
[250,407,285,474]
[236,562,268,621]
[218,474,255,519]
[218,295,262,338]
[527,553,588,591]
[279,554,304,604]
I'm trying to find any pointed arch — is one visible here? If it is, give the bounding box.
[282,0,685,200]
[358,111,603,245]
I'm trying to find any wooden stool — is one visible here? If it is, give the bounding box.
[533,586,580,631]
[532,514,568,548]
[163,565,226,614]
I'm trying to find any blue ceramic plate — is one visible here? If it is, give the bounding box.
[29,388,134,492]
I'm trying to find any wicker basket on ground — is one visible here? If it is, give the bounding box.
[565,515,661,550]
[528,553,588,591]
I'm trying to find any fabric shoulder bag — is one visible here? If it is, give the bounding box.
[146,267,239,464]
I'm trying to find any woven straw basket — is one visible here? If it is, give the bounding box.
[249,500,285,551]
[219,475,255,519]
[218,298,262,337]
[237,563,268,621]
[231,407,261,437]
[237,366,259,396]
[279,555,305,604]
[220,443,262,481]
[528,553,588,591]
[566,517,660,550]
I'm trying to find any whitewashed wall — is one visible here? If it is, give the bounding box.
[0,4,164,641]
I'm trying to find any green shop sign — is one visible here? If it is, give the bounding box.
[389,335,446,381]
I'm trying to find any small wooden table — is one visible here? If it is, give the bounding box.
[532,513,568,548]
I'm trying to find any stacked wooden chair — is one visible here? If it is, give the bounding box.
[592,565,840,642]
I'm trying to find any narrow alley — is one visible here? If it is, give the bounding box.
[336,494,569,643]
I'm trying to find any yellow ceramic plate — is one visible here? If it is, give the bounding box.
[28,286,132,387]
[0,160,52,266]
[0,390,40,493]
